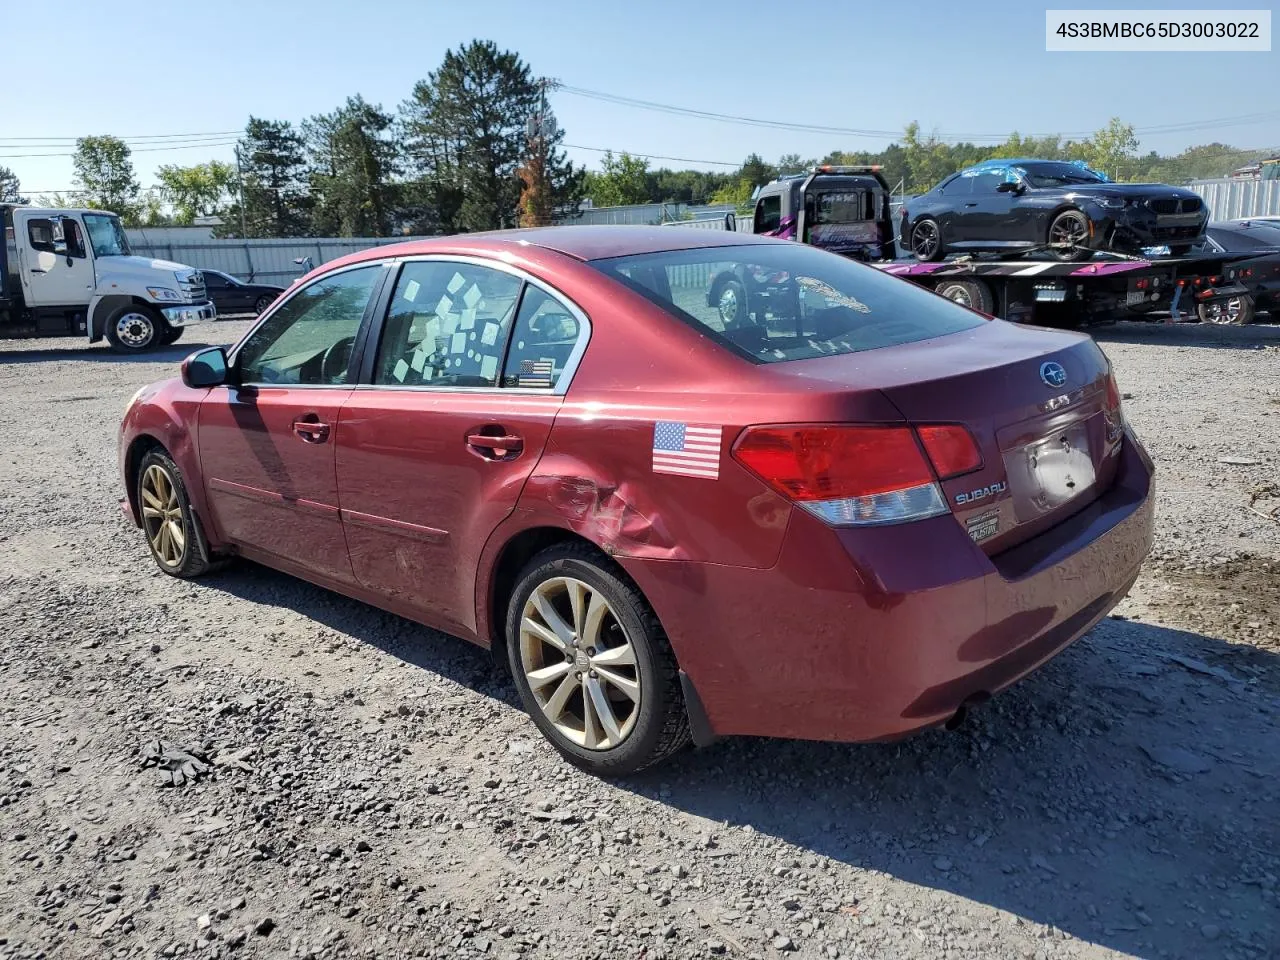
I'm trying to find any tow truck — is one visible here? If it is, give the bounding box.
[695,165,1258,328]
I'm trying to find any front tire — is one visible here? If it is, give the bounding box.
[1046,210,1093,262]
[506,544,691,776]
[136,449,224,578]
[160,325,184,346]
[254,294,276,315]
[910,218,944,261]
[106,305,166,353]
[716,278,748,328]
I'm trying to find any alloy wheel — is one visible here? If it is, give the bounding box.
[141,464,186,568]
[1202,297,1243,324]
[1049,214,1088,251]
[116,312,156,349]
[912,221,940,259]
[518,576,640,750]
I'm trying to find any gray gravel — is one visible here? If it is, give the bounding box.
[0,319,1277,960]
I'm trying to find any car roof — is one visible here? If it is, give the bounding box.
[330,225,774,268]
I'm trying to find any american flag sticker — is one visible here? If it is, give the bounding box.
[652,421,722,479]
[519,358,554,388]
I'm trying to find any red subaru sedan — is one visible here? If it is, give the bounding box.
[119,227,1154,775]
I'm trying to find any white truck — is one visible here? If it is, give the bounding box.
[1,204,215,352]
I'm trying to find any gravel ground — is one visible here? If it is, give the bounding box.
[1,319,1278,960]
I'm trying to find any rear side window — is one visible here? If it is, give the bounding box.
[501,287,583,389]
[373,261,522,387]
[590,244,985,364]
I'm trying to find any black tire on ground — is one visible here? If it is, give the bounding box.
[715,278,748,328]
[1197,295,1255,326]
[934,279,995,315]
[135,448,227,579]
[254,294,276,315]
[1046,209,1093,262]
[910,218,945,261]
[105,304,168,353]
[505,543,691,776]
[160,325,184,346]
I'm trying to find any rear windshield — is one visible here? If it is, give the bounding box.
[589,243,986,364]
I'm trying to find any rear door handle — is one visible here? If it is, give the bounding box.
[292,418,331,443]
[30,268,46,274]
[963,203,978,208]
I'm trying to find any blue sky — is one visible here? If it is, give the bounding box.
[4,0,1277,196]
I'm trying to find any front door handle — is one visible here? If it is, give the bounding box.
[292,418,331,443]
[466,432,524,456]
[30,268,47,274]
[963,203,978,208]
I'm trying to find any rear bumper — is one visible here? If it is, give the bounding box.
[623,430,1155,743]
[161,301,216,327]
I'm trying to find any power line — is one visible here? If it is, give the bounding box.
[0,139,240,159]
[558,84,1280,143]
[0,130,242,143]
[563,143,739,167]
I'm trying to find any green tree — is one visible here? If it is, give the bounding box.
[234,117,311,238]
[0,166,25,204]
[584,151,651,207]
[517,106,585,226]
[737,153,778,187]
[72,136,140,220]
[402,40,541,232]
[1076,117,1139,179]
[710,177,756,214]
[156,161,236,224]
[304,96,400,237]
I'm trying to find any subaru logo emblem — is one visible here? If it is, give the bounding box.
[1040,361,1067,388]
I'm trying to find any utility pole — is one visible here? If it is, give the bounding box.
[233,144,249,238]
[522,77,558,227]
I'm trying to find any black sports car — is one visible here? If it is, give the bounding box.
[199,269,285,316]
[901,159,1209,262]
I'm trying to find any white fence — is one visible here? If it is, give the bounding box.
[127,236,430,284]
[1186,178,1280,221]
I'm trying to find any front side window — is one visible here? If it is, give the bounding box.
[82,214,131,257]
[237,266,382,385]
[592,244,985,364]
[501,287,583,389]
[373,261,522,387]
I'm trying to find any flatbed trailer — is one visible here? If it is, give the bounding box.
[872,250,1259,326]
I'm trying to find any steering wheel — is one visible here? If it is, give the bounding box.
[321,335,356,383]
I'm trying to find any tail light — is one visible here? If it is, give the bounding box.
[732,424,979,527]
[916,424,983,479]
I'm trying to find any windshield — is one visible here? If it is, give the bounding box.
[590,243,986,364]
[814,191,871,223]
[1017,162,1109,188]
[83,214,131,257]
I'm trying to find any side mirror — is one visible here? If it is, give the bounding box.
[996,180,1023,194]
[725,212,736,232]
[182,347,229,388]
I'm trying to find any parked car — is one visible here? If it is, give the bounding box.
[902,159,1209,262]
[119,226,1154,775]
[199,269,284,316]
[1199,219,1280,322]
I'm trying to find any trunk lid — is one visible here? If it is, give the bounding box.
[774,321,1125,555]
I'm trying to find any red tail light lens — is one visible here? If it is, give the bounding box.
[732,425,948,527]
[916,425,982,480]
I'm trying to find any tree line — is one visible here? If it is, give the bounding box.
[2,57,1270,236]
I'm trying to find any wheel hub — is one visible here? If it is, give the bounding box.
[117,313,154,348]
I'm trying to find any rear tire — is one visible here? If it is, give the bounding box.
[505,543,691,776]
[254,294,276,315]
[136,449,225,578]
[106,305,167,353]
[935,279,994,315]
[910,218,944,261]
[1197,296,1254,325]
